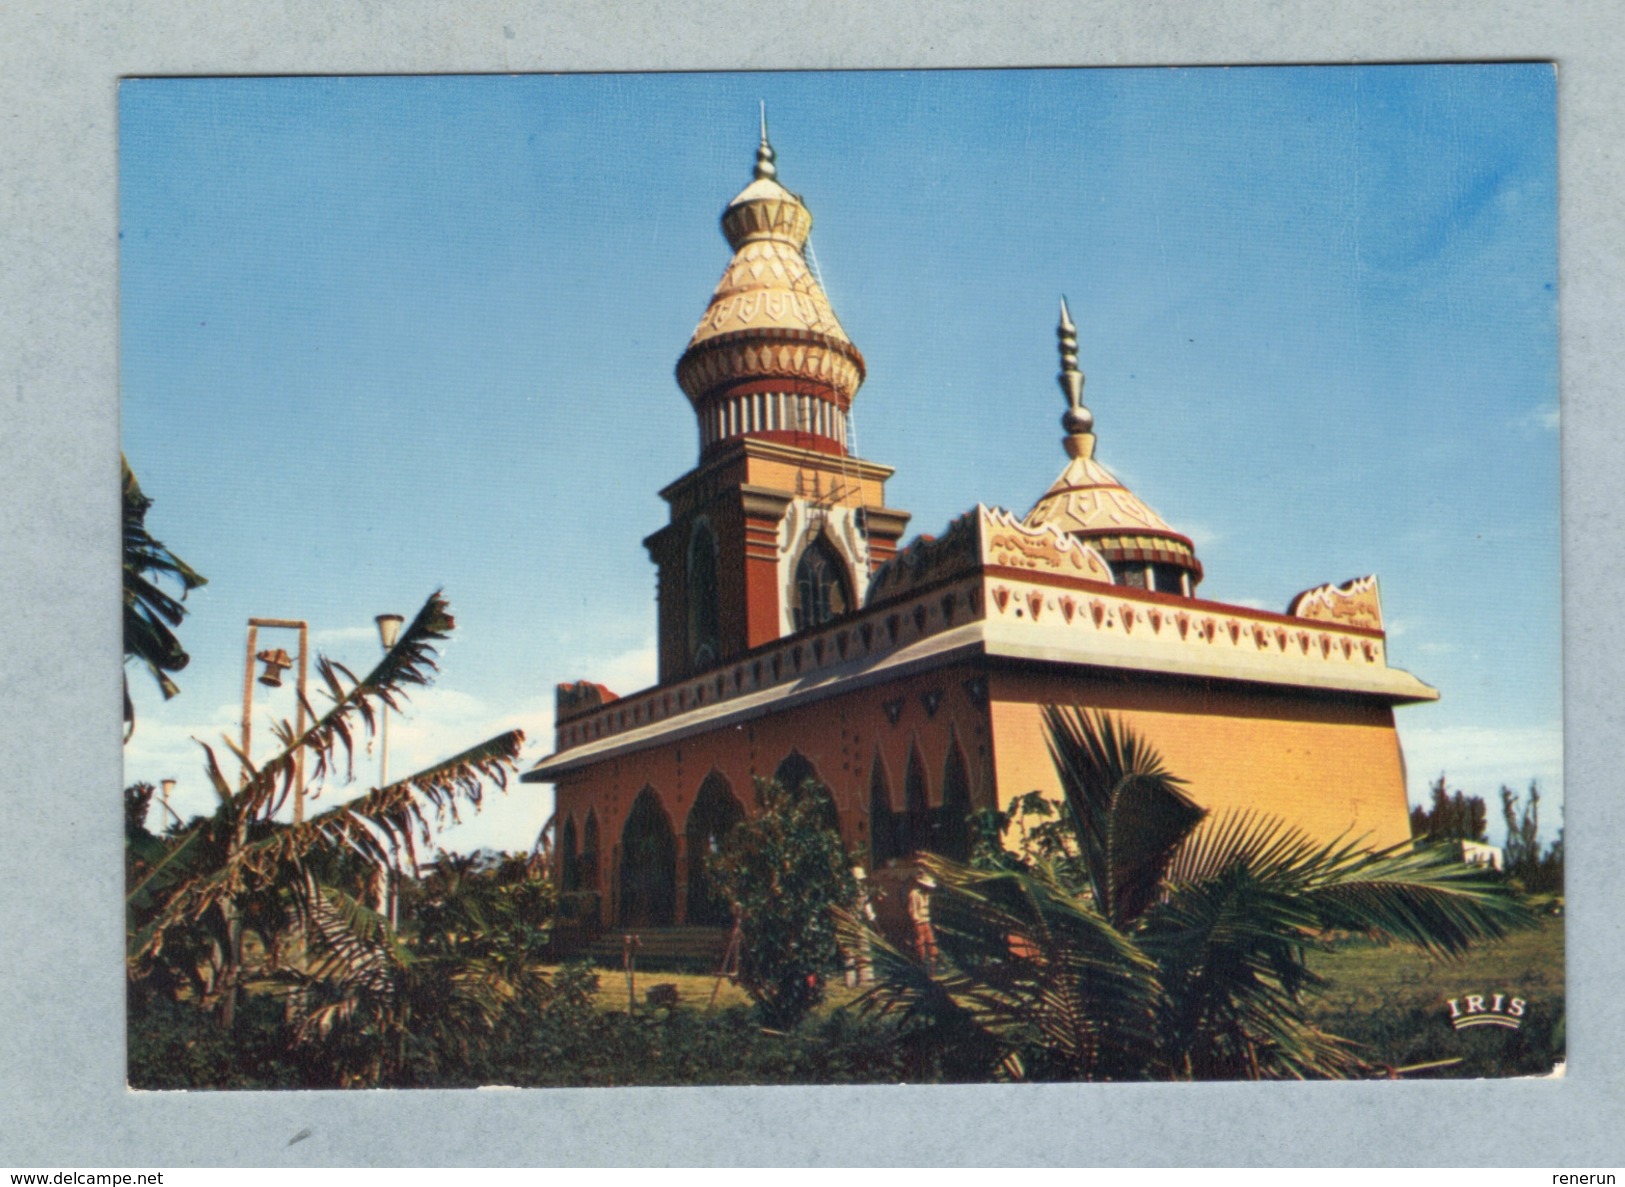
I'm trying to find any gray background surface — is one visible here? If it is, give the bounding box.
[1,1,1620,1167]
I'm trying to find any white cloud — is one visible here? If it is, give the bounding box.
[1528,403,1560,431]
[1181,522,1223,550]
[125,639,661,854]
[574,643,658,699]
[312,625,384,646]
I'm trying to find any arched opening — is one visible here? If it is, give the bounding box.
[935,741,973,862]
[559,816,580,892]
[581,811,600,894]
[773,750,840,835]
[791,534,853,633]
[869,754,900,868]
[687,519,721,669]
[618,787,677,929]
[903,745,930,856]
[685,772,745,927]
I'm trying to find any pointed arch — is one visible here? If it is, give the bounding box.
[790,533,853,632]
[618,787,677,928]
[687,518,721,669]
[773,750,840,835]
[559,815,580,892]
[936,737,973,862]
[685,771,745,927]
[902,744,930,856]
[581,811,600,893]
[868,752,901,868]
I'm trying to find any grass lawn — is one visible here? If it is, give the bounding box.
[554,962,870,1016]
[1305,908,1565,1077]
[553,909,1563,1079]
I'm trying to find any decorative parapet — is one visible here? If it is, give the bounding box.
[532,513,1432,777]
[543,565,991,758]
[868,504,1111,606]
[980,506,1113,582]
[556,680,620,723]
[1288,575,1384,631]
[980,568,1433,702]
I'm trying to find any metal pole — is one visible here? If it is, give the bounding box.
[239,624,259,787]
[294,623,308,824]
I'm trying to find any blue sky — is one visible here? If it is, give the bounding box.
[120,66,1560,851]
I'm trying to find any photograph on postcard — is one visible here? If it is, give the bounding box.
[120,65,1561,1087]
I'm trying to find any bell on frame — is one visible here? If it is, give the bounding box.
[256,647,294,688]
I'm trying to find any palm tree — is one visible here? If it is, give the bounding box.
[843,707,1535,1081]
[122,455,206,738]
[126,590,526,1034]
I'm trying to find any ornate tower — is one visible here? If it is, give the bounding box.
[644,122,911,682]
[1025,300,1204,595]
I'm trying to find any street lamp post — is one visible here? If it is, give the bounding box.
[240,617,310,820]
[375,613,405,786]
[227,616,308,1029]
[375,613,405,927]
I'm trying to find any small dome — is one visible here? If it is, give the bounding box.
[1024,300,1202,593]
[677,130,865,413]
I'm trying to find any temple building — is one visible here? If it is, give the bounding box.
[523,127,1437,934]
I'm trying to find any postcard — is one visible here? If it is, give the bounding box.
[120,65,1561,1088]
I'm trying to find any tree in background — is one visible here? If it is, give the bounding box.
[126,590,530,1076]
[1501,781,1563,895]
[706,777,855,1030]
[1409,775,1489,843]
[122,455,206,739]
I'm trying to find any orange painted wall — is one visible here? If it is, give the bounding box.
[987,668,1413,849]
[553,661,994,920]
[555,659,1418,922]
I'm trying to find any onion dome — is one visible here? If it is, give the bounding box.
[676,114,866,457]
[1024,299,1204,595]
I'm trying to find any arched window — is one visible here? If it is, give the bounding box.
[902,746,930,856]
[687,519,721,669]
[791,535,853,632]
[618,788,677,929]
[685,772,745,927]
[869,754,900,868]
[581,812,600,893]
[936,741,973,862]
[559,816,580,892]
[773,750,840,835]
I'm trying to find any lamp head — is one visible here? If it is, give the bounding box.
[376,613,406,650]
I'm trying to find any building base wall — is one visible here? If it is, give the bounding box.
[553,659,1416,927]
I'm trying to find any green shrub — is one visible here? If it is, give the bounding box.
[706,777,855,1030]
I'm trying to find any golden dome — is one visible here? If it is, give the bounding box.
[676,126,865,410]
[1024,300,1203,589]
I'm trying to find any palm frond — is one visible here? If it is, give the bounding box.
[128,728,525,967]
[1043,707,1206,926]
[844,855,1162,1080]
[122,455,206,734]
[1140,809,1536,1077]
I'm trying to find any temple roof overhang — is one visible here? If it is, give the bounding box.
[524,611,1436,782]
[524,507,1435,784]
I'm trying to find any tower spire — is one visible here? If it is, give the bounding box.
[755,102,777,180]
[1057,297,1095,459]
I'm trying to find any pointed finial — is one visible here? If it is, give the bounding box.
[755,102,777,180]
[1058,297,1093,445]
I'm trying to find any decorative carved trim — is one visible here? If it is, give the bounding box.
[1289,575,1384,631]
